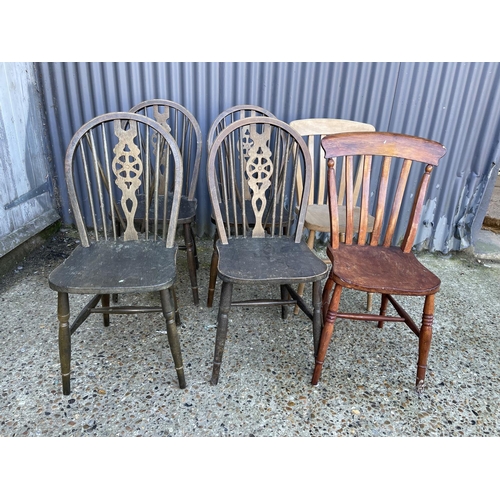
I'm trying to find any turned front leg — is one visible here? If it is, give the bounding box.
[171,286,181,326]
[57,292,71,395]
[281,285,289,320]
[207,232,220,308]
[210,281,233,385]
[101,294,110,327]
[312,284,343,385]
[321,275,335,324]
[184,223,199,305]
[312,280,323,357]
[377,294,389,328]
[160,288,186,389]
[416,294,435,393]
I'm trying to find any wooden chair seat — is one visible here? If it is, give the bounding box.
[217,238,327,284]
[49,239,177,294]
[328,244,441,295]
[305,204,375,233]
[114,193,198,305]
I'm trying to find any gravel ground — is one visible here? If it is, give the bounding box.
[2,226,499,495]
[1,227,499,439]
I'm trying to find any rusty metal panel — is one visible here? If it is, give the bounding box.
[0,62,58,257]
[36,62,500,253]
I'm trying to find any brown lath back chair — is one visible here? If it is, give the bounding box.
[312,131,446,392]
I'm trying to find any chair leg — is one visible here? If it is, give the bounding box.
[210,281,233,385]
[281,285,289,320]
[183,223,199,305]
[171,286,181,326]
[366,292,373,312]
[101,294,110,327]
[377,294,389,328]
[191,225,199,270]
[416,294,435,393]
[112,220,123,304]
[322,275,335,324]
[207,232,219,308]
[312,284,343,385]
[294,229,316,315]
[160,288,186,389]
[57,292,71,395]
[312,280,323,357]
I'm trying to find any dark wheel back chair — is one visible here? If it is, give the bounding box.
[48,112,187,395]
[312,131,447,393]
[208,116,329,385]
[206,105,277,308]
[129,99,203,305]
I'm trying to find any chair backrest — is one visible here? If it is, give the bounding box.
[208,105,277,204]
[207,104,276,152]
[208,116,312,244]
[290,118,375,207]
[65,112,183,248]
[321,131,446,252]
[129,99,202,200]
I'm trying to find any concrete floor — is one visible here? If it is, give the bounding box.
[483,174,500,235]
[486,174,500,220]
[0,227,499,438]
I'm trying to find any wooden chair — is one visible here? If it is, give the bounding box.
[129,99,202,305]
[206,105,277,308]
[208,116,329,385]
[48,112,187,395]
[289,118,376,313]
[312,131,446,392]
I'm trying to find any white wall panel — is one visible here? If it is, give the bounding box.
[0,62,58,257]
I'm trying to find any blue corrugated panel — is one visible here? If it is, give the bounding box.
[36,62,500,253]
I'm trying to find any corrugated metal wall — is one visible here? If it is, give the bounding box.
[36,62,500,253]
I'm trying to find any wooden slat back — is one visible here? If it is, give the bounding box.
[322,131,446,251]
[65,112,183,249]
[207,117,312,245]
[327,158,340,248]
[370,156,391,245]
[383,158,413,247]
[207,106,276,205]
[290,118,375,209]
[344,155,354,244]
[129,99,202,201]
[358,154,372,245]
[308,135,316,205]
